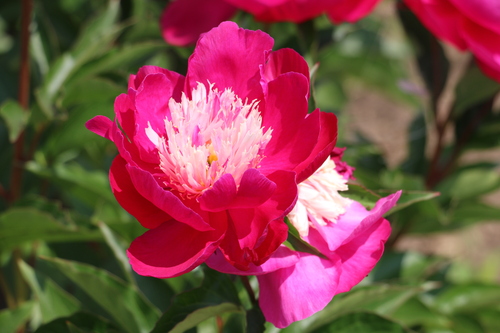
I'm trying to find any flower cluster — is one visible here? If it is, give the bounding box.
[404,0,500,82]
[161,0,383,46]
[87,21,399,327]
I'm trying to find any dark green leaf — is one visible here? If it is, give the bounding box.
[40,256,160,333]
[285,217,328,259]
[150,267,243,333]
[310,312,409,333]
[454,66,500,117]
[0,208,101,252]
[33,311,122,333]
[246,305,266,333]
[433,284,500,315]
[19,260,80,323]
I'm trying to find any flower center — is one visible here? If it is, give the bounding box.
[288,158,351,237]
[148,82,272,198]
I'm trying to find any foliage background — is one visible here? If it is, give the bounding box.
[0,0,499,332]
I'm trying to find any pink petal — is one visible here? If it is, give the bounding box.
[327,0,382,23]
[257,252,342,328]
[305,191,401,253]
[335,219,391,293]
[125,164,213,232]
[132,66,185,101]
[186,21,273,102]
[160,0,237,46]
[206,246,299,275]
[109,155,170,229]
[198,174,237,212]
[85,115,113,140]
[127,217,226,278]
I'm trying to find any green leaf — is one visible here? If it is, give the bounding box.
[383,190,440,215]
[342,183,381,209]
[310,312,409,333]
[437,167,500,201]
[33,311,121,333]
[246,305,266,333]
[0,301,35,333]
[307,284,433,331]
[150,267,243,333]
[19,260,80,323]
[450,201,500,226]
[391,297,450,328]
[284,217,328,259]
[454,66,500,117]
[0,208,101,252]
[433,284,500,315]
[40,256,160,333]
[0,99,29,142]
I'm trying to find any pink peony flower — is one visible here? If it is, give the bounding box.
[86,21,338,278]
[161,0,383,46]
[403,0,500,82]
[207,153,401,327]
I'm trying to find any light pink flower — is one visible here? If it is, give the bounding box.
[207,154,400,327]
[86,22,338,278]
[161,0,383,46]
[403,0,500,82]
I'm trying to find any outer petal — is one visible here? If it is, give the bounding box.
[461,17,500,83]
[257,251,342,328]
[304,191,401,253]
[126,165,213,232]
[327,0,382,23]
[259,73,320,175]
[294,111,338,183]
[206,246,299,275]
[85,116,113,140]
[110,155,170,229]
[186,21,273,102]
[160,0,237,46]
[335,219,391,293]
[448,0,500,35]
[127,214,226,278]
[260,48,310,97]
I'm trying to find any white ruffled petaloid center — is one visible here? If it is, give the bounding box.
[147,82,272,198]
[288,158,351,237]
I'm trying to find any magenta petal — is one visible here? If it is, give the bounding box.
[110,156,170,229]
[232,169,277,208]
[127,220,225,278]
[403,0,467,50]
[257,252,342,328]
[199,174,238,212]
[133,66,185,101]
[260,48,310,95]
[160,0,237,46]
[327,0,382,23]
[448,0,500,35]
[206,246,299,275]
[187,21,273,101]
[85,115,113,140]
[126,165,213,232]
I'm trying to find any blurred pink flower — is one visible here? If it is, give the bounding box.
[161,0,383,46]
[404,0,500,82]
[207,153,400,327]
[86,22,338,278]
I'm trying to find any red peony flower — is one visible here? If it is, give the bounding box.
[86,21,338,278]
[207,153,400,327]
[404,0,500,82]
[161,0,383,46]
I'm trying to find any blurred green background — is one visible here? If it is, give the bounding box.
[1,0,499,332]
